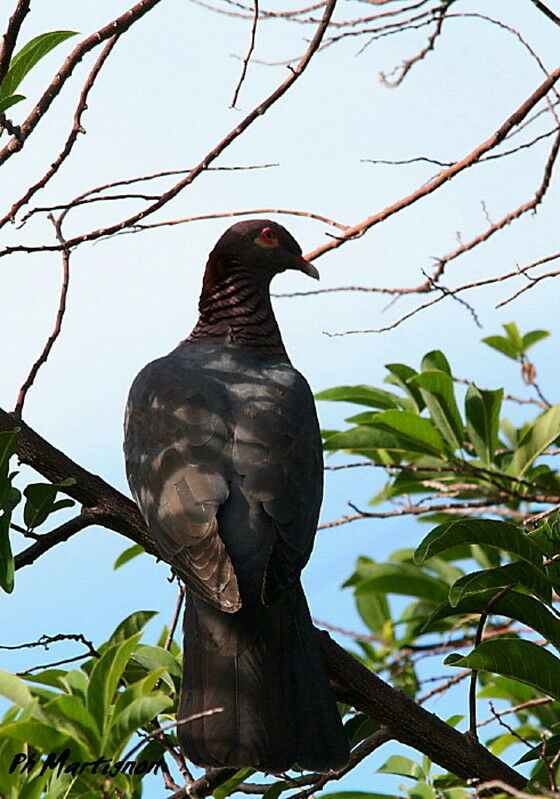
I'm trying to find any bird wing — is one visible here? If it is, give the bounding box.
[229,361,323,603]
[124,344,323,611]
[124,351,241,612]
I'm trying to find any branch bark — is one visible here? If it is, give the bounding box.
[0,406,527,790]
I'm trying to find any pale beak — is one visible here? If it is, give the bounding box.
[295,254,320,280]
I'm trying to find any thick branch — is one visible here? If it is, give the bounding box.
[0,407,154,556]
[319,631,526,789]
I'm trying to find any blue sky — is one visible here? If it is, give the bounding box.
[1,0,559,795]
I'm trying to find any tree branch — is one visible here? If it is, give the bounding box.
[0,0,31,87]
[305,65,560,262]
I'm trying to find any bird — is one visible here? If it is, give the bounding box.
[123,219,350,773]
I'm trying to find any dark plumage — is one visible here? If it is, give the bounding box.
[124,220,349,773]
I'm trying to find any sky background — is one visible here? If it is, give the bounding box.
[1,0,559,795]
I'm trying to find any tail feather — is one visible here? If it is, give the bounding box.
[179,587,349,772]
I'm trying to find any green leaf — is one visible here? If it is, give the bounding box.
[421,351,452,375]
[481,335,518,361]
[465,385,503,466]
[113,668,167,717]
[87,633,142,734]
[263,783,290,799]
[385,363,425,411]
[522,329,550,351]
[213,768,255,799]
[113,544,145,570]
[0,670,32,708]
[355,563,448,604]
[104,693,172,756]
[408,370,463,451]
[323,419,444,458]
[23,480,75,530]
[449,562,551,606]
[129,644,182,684]
[0,31,78,100]
[105,610,157,649]
[356,590,390,637]
[508,404,560,477]
[503,322,523,350]
[0,719,71,751]
[42,694,100,754]
[363,410,447,456]
[315,385,411,410]
[415,518,545,568]
[0,499,15,593]
[378,754,425,780]
[0,94,25,115]
[516,733,560,764]
[0,429,19,478]
[424,589,560,647]
[445,638,560,700]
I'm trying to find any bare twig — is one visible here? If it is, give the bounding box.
[305,66,560,262]
[0,0,31,86]
[230,0,259,107]
[13,216,71,418]
[14,509,104,570]
[164,585,186,650]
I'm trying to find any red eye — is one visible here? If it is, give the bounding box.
[261,227,277,244]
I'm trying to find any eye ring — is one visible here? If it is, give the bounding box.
[261,227,277,244]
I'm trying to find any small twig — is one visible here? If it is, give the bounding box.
[0,0,31,86]
[231,0,259,107]
[13,215,71,418]
[164,584,186,650]
[0,0,338,256]
[478,697,553,729]
[122,709,224,763]
[15,510,103,570]
[1,631,98,655]
[468,586,515,740]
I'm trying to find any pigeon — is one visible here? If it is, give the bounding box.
[124,219,350,773]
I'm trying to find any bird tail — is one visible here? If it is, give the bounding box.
[178,587,349,773]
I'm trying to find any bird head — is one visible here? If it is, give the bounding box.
[202,219,319,292]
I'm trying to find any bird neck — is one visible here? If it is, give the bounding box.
[188,271,288,358]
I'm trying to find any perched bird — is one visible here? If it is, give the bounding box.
[123,219,349,773]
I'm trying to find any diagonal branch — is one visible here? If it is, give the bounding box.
[0,0,31,86]
[14,215,71,418]
[14,510,102,570]
[305,65,560,262]
[230,0,259,107]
